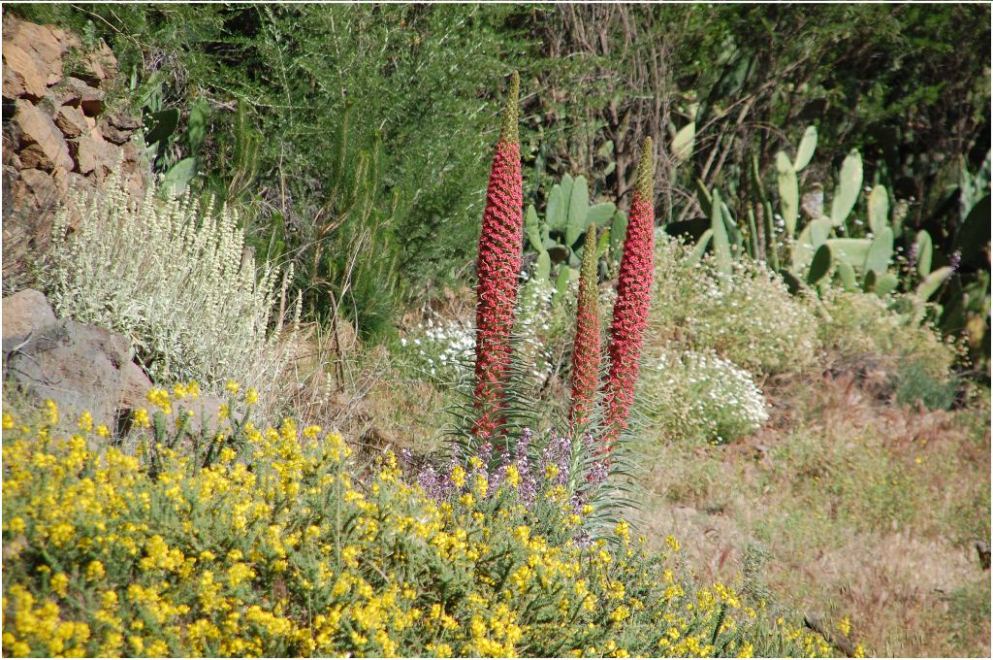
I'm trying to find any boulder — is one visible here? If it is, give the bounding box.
[12,168,62,217]
[63,77,104,116]
[54,105,90,139]
[2,42,49,100]
[77,42,119,86]
[2,18,67,100]
[1,289,56,343]
[12,100,73,172]
[97,117,132,145]
[3,317,154,431]
[76,129,119,179]
[106,111,142,131]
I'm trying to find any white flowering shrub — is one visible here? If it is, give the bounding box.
[639,346,770,445]
[650,235,819,375]
[400,277,574,388]
[42,168,300,404]
[399,313,476,384]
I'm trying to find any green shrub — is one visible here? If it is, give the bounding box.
[817,289,958,380]
[893,361,958,410]
[649,236,819,375]
[1,396,835,658]
[639,346,770,445]
[41,169,301,406]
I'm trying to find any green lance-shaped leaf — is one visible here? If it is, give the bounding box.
[916,266,953,301]
[689,228,714,265]
[836,261,858,291]
[793,218,832,274]
[162,157,197,198]
[546,184,566,232]
[746,208,760,259]
[867,184,890,235]
[874,272,899,297]
[711,189,732,275]
[695,177,713,220]
[609,210,628,263]
[862,269,877,293]
[566,175,590,246]
[722,202,742,253]
[831,150,863,226]
[914,230,933,277]
[535,250,551,282]
[672,121,696,163]
[793,125,818,172]
[586,202,616,228]
[776,151,799,237]
[864,227,894,274]
[554,266,571,302]
[807,243,832,285]
[525,204,544,252]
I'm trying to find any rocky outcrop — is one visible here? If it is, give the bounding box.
[2,15,149,293]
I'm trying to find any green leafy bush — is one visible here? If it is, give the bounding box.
[817,289,958,380]
[893,361,958,411]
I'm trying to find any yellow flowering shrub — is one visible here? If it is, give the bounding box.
[2,395,834,658]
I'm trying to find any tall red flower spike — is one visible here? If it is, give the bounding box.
[602,137,655,452]
[473,72,523,441]
[570,224,602,429]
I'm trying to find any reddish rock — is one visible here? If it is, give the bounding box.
[97,117,132,144]
[2,42,48,100]
[62,77,105,116]
[106,111,142,131]
[1,288,56,343]
[54,105,90,139]
[3,317,155,432]
[2,18,68,99]
[76,129,119,178]
[77,42,119,86]
[12,100,73,172]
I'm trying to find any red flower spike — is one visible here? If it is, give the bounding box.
[602,137,655,452]
[473,72,523,442]
[570,225,602,428]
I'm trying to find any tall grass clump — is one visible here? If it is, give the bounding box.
[41,167,300,405]
[817,288,958,379]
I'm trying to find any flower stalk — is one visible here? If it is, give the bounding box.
[569,225,602,428]
[602,138,655,451]
[473,72,523,441]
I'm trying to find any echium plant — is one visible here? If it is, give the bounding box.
[569,225,602,428]
[601,138,656,451]
[472,72,523,443]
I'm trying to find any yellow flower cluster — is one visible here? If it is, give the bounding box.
[2,398,838,658]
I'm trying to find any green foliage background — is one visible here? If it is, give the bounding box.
[8,3,990,343]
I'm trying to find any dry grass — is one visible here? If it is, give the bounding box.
[628,366,991,657]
